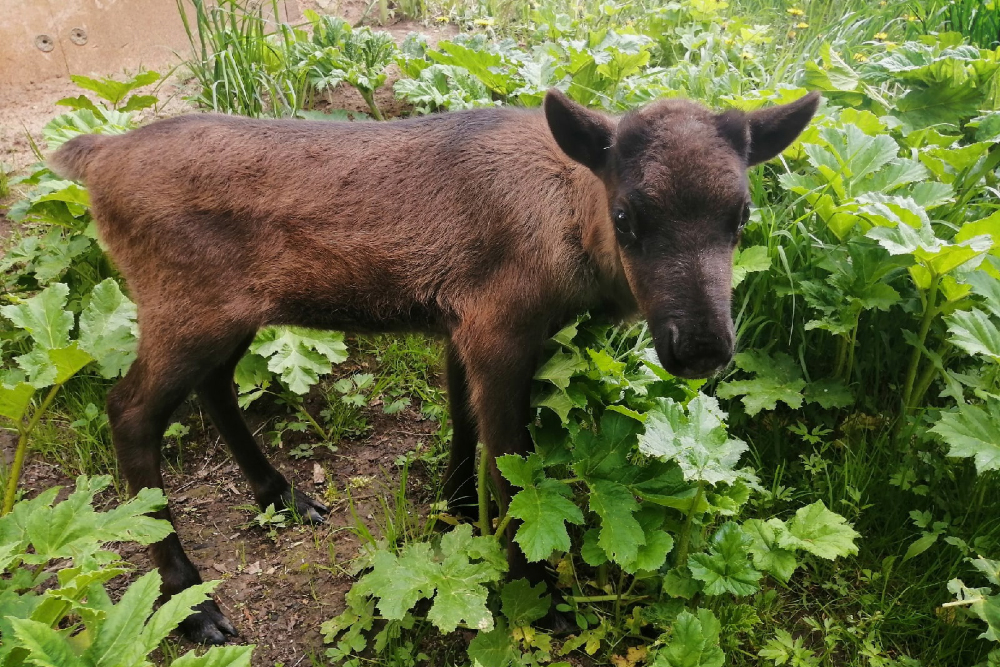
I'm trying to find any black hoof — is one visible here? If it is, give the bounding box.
[537,606,575,636]
[179,599,238,644]
[275,487,328,524]
[446,495,479,523]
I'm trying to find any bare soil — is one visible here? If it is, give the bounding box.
[12,359,449,666]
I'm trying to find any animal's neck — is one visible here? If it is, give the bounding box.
[566,163,638,320]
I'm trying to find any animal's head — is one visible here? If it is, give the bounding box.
[544,89,820,379]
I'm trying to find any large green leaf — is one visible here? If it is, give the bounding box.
[778,501,860,560]
[170,646,254,667]
[9,618,84,667]
[689,522,761,596]
[506,478,584,561]
[588,479,643,566]
[638,395,749,485]
[742,518,798,583]
[931,401,1000,474]
[732,245,771,288]
[250,327,348,394]
[0,382,35,423]
[500,578,551,626]
[947,309,1000,360]
[651,609,725,667]
[0,283,73,349]
[355,525,503,633]
[716,351,805,416]
[78,278,138,378]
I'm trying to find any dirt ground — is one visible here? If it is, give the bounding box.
[2,3,467,665]
[13,353,451,666]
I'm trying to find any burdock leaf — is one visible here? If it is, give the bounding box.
[688,522,761,596]
[78,278,138,378]
[0,283,73,350]
[638,395,749,486]
[507,478,583,562]
[779,501,860,560]
[655,609,725,667]
[589,479,643,566]
[930,401,1000,474]
[716,351,806,415]
[501,578,551,626]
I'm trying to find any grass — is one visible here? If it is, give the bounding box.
[177,0,309,117]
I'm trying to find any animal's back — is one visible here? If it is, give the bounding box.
[50,109,604,332]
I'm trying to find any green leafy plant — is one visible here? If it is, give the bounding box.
[0,281,136,514]
[0,475,253,667]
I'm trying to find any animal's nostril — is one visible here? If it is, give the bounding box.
[665,321,680,347]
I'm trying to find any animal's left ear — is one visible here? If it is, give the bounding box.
[744,91,821,166]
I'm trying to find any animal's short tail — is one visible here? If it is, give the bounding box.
[48,134,110,183]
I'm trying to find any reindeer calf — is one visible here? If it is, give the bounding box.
[50,88,820,643]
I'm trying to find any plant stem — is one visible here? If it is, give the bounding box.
[478,444,491,537]
[565,594,648,603]
[298,405,329,441]
[2,384,61,516]
[360,89,384,120]
[834,335,847,378]
[674,480,704,568]
[844,319,859,384]
[911,345,950,409]
[495,512,512,539]
[901,274,940,412]
[613,569,627,628]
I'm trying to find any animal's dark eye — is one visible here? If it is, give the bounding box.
[613,208,637,246]
[739,203,752,230]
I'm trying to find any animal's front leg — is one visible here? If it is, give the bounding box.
[451,323,547,583]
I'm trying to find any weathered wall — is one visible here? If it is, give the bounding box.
[0,0,301,86]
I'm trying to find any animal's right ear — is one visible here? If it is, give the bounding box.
[544,88,615,173]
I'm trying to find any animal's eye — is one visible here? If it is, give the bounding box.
[613,208,637,246]
[738,203,751,230]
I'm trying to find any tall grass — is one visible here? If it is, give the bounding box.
[177,0,310,117]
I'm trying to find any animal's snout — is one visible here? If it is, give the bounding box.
[654,320,734,380]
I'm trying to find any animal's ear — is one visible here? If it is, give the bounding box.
[544,88,615,173]
[744,91,821,166]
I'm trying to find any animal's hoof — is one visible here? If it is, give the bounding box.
[277,487,328,524]
[446,495,479,523]
[180,599,238,644]
[537,607,575,636]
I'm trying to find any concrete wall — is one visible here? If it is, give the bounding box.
[1,0,301,86]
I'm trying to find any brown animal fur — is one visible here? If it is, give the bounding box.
[50,89,819,643]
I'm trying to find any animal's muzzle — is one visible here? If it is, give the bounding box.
[654,320,734,380]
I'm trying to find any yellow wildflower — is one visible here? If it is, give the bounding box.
[434,15,449,22]
[853,52,868,62]
[787,7,805,16]
[906,14,918,21]
[787,30,797,39]
[796,22,809,28]
[473,17,495,26]
[874,32,888,40]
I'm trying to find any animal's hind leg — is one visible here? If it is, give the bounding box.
[108,334,245,644]
[441,343,479,519]
[196,334,327,522]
